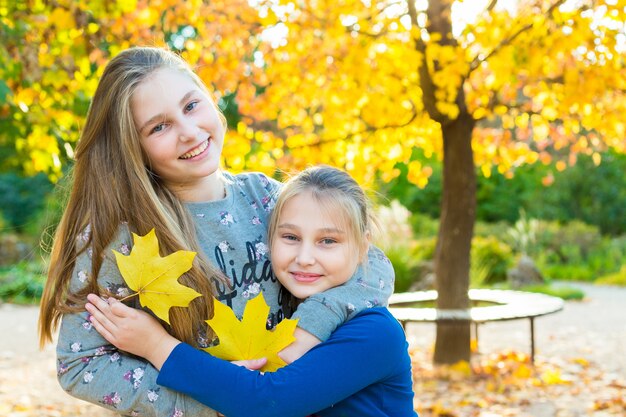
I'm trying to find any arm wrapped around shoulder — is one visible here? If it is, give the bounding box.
[292,245,394,341]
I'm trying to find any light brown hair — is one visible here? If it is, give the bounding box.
[39,47,226,348]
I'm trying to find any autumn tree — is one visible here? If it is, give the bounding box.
[240,0,626,363]
[3,0,626,364]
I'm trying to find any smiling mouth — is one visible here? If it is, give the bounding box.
[290,272,323,283]
[179,139,209,160]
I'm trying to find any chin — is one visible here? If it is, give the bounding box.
[287,288,313,300]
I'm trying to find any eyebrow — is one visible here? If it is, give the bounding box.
[138,90,197,134]
[277,223,345,234]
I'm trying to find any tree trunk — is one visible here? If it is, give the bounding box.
[433,112,476,364]
[409,0,477,363]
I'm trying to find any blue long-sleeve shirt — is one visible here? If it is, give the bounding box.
[157,308,418,417]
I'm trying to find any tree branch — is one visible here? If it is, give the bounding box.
[256,99,420,151]
[407,0,444,122]
[486,0,498,13]
[467,0,568,75]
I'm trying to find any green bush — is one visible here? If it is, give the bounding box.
[409,212,440,238]
[0,172,54,233]
[596,266,626,286]
[541,151,626,236]
[536,220,601,263]
[533,220,626,281]
[412,236,437,261]
[372,194,626,288]
[374,201,422,292]
[0,233,35,266]
[24,182,68,250]
[470,236,514,286]
[382,150,626,236]
[383,237,438,292]
[474,221,511,240]
[0,261,46,304]
[590,235,626,274]
[385,245,420,293]
[540,263,596,281]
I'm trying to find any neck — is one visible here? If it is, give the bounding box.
[170,171,226,202]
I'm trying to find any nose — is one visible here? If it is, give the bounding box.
[178,119,199,142]
[295,243,316,266]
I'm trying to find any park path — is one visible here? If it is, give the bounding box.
[405,282,626,377]
[404,282,626,417]
[0,303,117,416]
[0,282,624,416]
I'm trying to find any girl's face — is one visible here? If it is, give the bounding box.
[270,191,362,300]
[131,68,225,199]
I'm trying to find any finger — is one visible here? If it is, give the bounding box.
[87,293,113,313]
[108,298,135,318]
[231,358,267,370]
[88,314,118,345]
[85,301,118,331]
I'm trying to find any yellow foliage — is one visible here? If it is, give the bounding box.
[204,293,298,372]
[3,0,626,186]
[49,8,74,31]
[448,360,472,377]
[112,229,202,324]
[513,363,533,379]
[539,367,572,385]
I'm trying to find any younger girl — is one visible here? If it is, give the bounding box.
[38,47,394,416]
[86,165,418,417]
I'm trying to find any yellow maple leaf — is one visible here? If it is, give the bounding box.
[540,367,572,385]
[513,363,533,379]
[112,229,201,324]
[203,293,298,372]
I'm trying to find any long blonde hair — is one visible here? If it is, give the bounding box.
[39,47,225,348]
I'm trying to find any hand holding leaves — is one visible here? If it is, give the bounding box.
[112,229,297,372]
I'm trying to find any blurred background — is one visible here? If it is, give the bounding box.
[1,0,626,358]
[1,1,626,416]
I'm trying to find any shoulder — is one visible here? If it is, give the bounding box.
[366,245,393,269]
[225,171,280,187]
[224,171,282,200]
[333,307,406,349]
[351,307,402,329]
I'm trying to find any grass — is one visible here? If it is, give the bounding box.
[516,283,585,300]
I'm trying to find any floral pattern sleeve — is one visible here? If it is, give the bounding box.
[56,225,217,417]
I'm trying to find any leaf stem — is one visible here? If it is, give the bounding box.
[119,292,139,302]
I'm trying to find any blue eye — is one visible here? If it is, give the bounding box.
[185,101,198,112]
[321,238,337,245]
[150,123,165,134]
[282,234,299,241]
